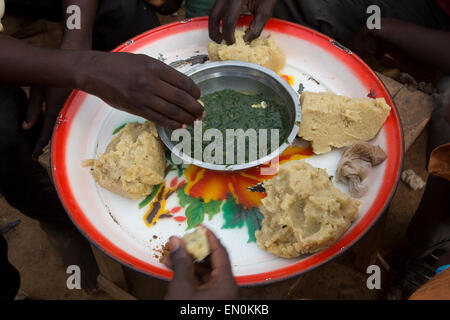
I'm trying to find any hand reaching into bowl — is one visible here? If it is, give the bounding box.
[77,51,205,130]
[209,0,277,44]
[0,35,205,138]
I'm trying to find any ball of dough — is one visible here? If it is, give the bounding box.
[255,160,360,258]
[83,121,165,200]
[208,28,286,73]
[298,91,391,154]
[183,228,210,262]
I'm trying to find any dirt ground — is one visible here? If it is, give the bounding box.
[0,10,430,300]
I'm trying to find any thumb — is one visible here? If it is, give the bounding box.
[168,237,195,282]
[23,87,44,130]
[244,14,267,42]
[32,106,59,160]
[165,237,197,300]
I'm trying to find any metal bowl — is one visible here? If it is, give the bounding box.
[157,61,301,171]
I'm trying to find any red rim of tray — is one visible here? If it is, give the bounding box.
[51,16,404,286]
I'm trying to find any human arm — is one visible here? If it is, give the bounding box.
[60,0,99,50]
[0,36,204,130]
[349,18,450,74]
[22,1,98,156]
[372,18,450,74]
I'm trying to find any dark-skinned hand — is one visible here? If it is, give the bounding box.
[162,228,239,300]
[209,0,277,44]
[79,52,204,131]
[23,86,72,159]
[23,52,204,158]
[347,28,385,60]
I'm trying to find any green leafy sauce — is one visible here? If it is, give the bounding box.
[174,89,288,165]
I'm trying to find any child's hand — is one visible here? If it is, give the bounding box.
[162,228,239,300]
[209,0,277,44]
[78,51,204,129]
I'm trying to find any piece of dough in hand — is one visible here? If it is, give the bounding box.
[183,228,211,262]
[208,28,286,73]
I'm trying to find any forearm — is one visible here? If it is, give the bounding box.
[0,35,84,88]
[373,18,450,74]
[61,0,99,50]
